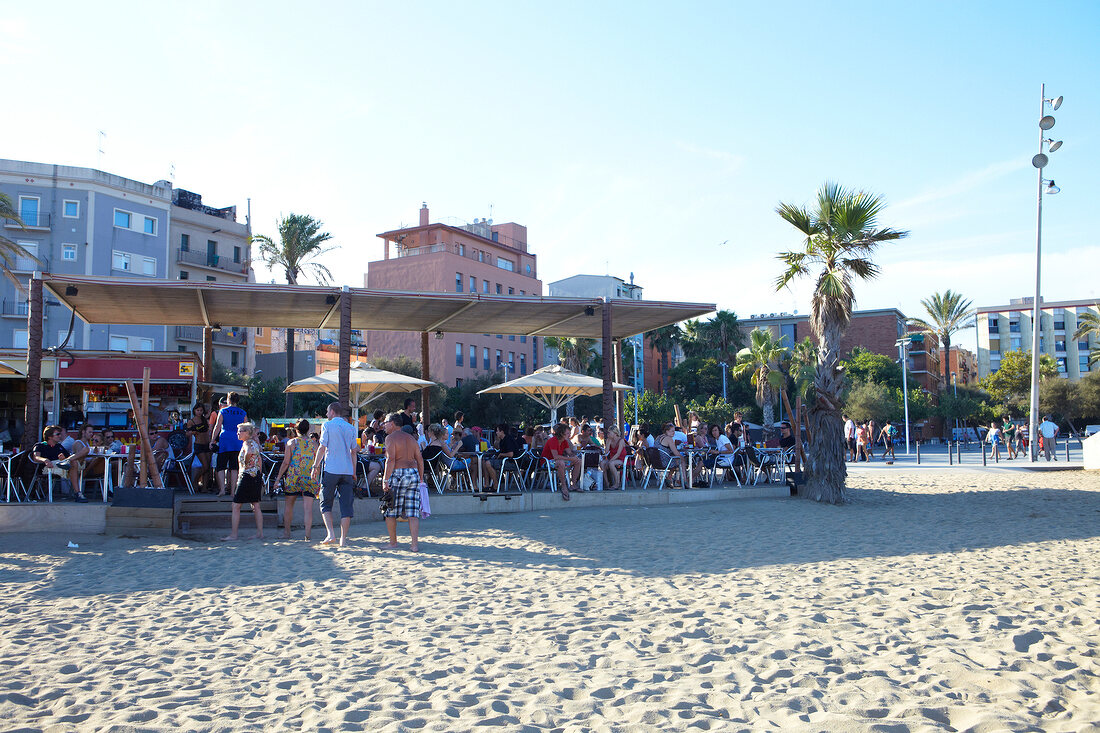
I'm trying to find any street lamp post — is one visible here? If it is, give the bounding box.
[718,361,728,402]
[896,337,912,455]
[952,371,958,440]
[1028,84,1064,462]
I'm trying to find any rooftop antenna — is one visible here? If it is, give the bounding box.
[96,130,106,168]
[488,203,493,220]
[169,163,176,183]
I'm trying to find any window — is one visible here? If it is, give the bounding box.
[137,338,154,352]
[112,250,131,271]
[456,272,463,292]
[482,280,489,294]
[63,200,80,218]
[477,250,485,263]
[256,328,264,336]
[18,197,39,225]
[1080,341,1090,351]
[495,283,502,294]
[482,348,490,370]
[497,334,503,339]
[1054,320,1065,330]
[143,257,156,276]
[508,287,514,295]
[233,246,241,263]
[13,330,28,349]
[143,216,157,235]
[206,276,216,282]
[987,320,1000,333]
[520,336,526,344]
[1009,321,1020,333]
[520,290,525,296]
[508,334,515,341]
[469,345,476,368]
[456,343,464,366]
[455,378,463,387]
[62,243,77,261]
[495,349,503,369]
[1055,339,1067,352]
[178,345,186,352]
[109,335,128,351]
[469,276,476,293]
[456,244,465,256]
[520,353,527,375]
[526,264,532,275]
[181,233,190,251]
[508,351,514,368]
[497,257,515,272]
[231,351,239,367]
[179,270,189,280]
[114,209,132,229]
[491,231,499,242]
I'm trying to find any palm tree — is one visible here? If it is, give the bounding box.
[682,310,744,363]
[775,182,908,503]
[646,324,682,395]
[0,192,41,287]
[908,290,974,393]
[732,329,789,438]
[785,336,818,403]
[543,336,598,416]
[1072,311,1100,367]
[251,214,335,417]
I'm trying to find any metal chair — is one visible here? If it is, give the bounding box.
[641,448,679,491]
[422,453,451,494]
[494,454,527,493]
[160,449,195,495]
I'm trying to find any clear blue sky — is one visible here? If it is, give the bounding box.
[4,1,1098,329]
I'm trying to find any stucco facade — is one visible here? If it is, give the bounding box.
[976,297,1099,381]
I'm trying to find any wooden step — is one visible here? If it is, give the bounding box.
[176,500,279,513]
[177,511,281,533]
[106,505,174,535]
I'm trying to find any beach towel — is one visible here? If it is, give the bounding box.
[418,481,431,518]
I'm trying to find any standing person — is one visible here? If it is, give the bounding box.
[211,392,247,497]
[843,415,856,461]
[987,421,1003,461]
[866,419,877,460]
[878,420,897,462]
[221,422,265,541]
[855,421,869,462]
[186,405,213,492]
[311,402,358,547]
[1039,415,1059,461]
[452,411,465,436]
[381,412,425,551]
[274,420,320,541]
[1002,420,1018,459]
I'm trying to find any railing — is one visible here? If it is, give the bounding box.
[394,244,447,258]
[0,300,29,317]
[4,212,51,229]
[10,255,48,272]
[175,325,246,345]
[392,241,536,278]
[176,248,247,274]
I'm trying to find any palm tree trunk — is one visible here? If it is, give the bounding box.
[762,389,775,440]
[284,327,295,417]
[662,350,670,395]
[802,326,847,503]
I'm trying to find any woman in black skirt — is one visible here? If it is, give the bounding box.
[222,422,265,541]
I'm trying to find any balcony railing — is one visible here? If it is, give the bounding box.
[0,300,29,317]
[175,325,246,345]
[176,248,248,274]
[4,212,51,229]
[10,255,48,272]
[391,241,537,278]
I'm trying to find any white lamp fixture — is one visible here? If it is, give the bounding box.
[1046,95,1063,110]
[1044,179,1060,195]
[1045,139,1063,152]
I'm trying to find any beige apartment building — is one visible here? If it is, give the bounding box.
[976,297,1099,381]
[364,204,544,387]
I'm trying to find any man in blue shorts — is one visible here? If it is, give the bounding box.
[311,402,358,547]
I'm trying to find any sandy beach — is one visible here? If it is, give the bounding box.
[1,468,1098,732]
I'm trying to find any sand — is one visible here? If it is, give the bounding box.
[1,468,1098,732]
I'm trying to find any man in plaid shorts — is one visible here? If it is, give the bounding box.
[382,411,425,551]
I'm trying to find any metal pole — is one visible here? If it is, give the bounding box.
[948,441,953,465]
[952,372,958,442]
[916,440,921,465]
[719,361,728,402]
[899,340,911,455]
[957,439,962,464]
[1028,82,1045,463]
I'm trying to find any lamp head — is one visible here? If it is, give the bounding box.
[1046,139,1062,152]
[1045,180,1060,195]
[434,330,444,340]
[1039,115,1056,130]
[1032,153,1049,169]
[1047,95,1063,110]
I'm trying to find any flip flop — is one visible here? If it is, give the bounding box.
[319,537,338,546]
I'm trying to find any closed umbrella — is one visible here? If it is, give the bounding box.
[284,361,435,425]
[477,364,631,423]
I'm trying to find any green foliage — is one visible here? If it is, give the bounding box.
[932,385,1002,426]
[365,356,446,417]
[1041,372,1100,425]
[843,380,933,424]
[841,346,902,390]
[251,213,336,285]
[684,395,755,428]
[979,350,1059,412]
[623,390,676,427]
[243,375,287,418]
[665,357,758,416]
[210,360,248,387]
[543,336,598,375]
[681,310,744,363]
[437,373,546,428]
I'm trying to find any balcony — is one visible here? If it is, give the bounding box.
[0,300,29,318]
[175,325,246,346]
[391,242,537,279]
[4,212,51,230]
[176,248,247,275]
[10,255,48,272]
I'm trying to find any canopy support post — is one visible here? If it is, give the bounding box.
[22,272,43,451]
[202,327,213,384]
[613,338,624,431]
[601,298,614,426]
[338,286,351,420]
[420,332,431,427]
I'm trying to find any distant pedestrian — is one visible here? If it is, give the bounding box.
[1003,420,1018,459]
[878,421,897,462]
[843,415,856,461]
[987,421,1003,461]
[211,392,247,497]
[312,402,359,547]
[1039,415,1059,462]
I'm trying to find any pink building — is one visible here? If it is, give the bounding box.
[364,204,544,387]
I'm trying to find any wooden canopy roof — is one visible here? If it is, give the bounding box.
[42,275,713,340]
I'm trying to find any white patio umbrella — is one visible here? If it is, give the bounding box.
[0,361,24,375]
[284,361,435,425]
[477,364,632,423]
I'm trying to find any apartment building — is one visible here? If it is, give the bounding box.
[976,297,1100,381]
[364,204,543,387]
[946,346,979,387]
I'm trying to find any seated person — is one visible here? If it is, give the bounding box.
[600,426,629,489]
[481,423,522,490]
[656,422,687,488]
[122,431,173,487]
[572,423,601,449]
[528,426,547,454]
[450,426,480,456]
[542,423,581,499]
[273,428,289,453]
[779,422,796,450]
[32,425,84,502]
[68,423,105,487]
[422,423,468,476]
[102,430,123,453]
[672,424,688,450]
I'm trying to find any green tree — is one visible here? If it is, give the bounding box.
[0,192,41,284]
[1072,312,1100,368]
[542,336,598,416]
[732,328,789,438]
[1041,372,1100,432]
[785,336,818,403]
[367,356,446,419]
[623,389,677,428]
[843,381,897,423]
[251,214,335,417]
[776,182,908,503]
[681,310,743,363]
[908,290,974,392]
[243,375,288,418]
[210,359,248,386]
[979,349,1058,413]
[841,346,902,389]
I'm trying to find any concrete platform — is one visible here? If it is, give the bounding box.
[0,502,107,534]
